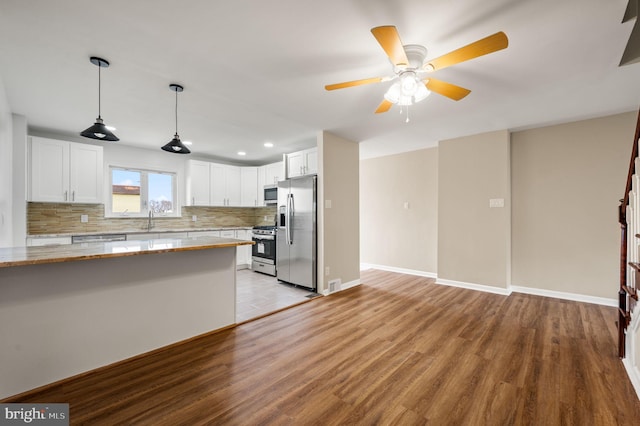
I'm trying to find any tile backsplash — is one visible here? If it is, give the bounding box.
[27,202,277,235]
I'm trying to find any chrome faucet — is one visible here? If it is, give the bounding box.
[147,210,154,231]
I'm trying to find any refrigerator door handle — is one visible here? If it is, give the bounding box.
[288,193,294,245]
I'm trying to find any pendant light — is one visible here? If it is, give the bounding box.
[161,84,191,154]
[80,56,119,141]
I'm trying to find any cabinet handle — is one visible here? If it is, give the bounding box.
[64,190,68,201]
[72,191,75,202]
[192,197,195,205]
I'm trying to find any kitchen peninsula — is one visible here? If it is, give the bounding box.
[0,236,253,399]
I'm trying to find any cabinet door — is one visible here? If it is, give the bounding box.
[287,152,304,178]
[69,143,103,203]
[235,230,251,269]
[240,167,258,206]
[30,137,69,202]
[225,166,241,206]
[188,160,211,206]
[257,165,266,205]
[210,163,226,206]
[304,148,318,175]
[265,161,284,185]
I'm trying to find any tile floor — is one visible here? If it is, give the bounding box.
[236,269,318,323]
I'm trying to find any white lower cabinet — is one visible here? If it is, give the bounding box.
[235,229,252,270]
[187,231,221,238]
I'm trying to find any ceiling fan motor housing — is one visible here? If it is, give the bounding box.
[401,44,428,70]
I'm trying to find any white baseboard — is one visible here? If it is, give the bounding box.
[435,278,511,296]
[622,357,640,401]
[360,263,437,278]
[509,285,617,307]
[360,264,616,307]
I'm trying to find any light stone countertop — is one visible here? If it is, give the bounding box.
[0,236,254,268]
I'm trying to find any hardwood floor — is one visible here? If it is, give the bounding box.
[235,269,317,323]
[5,269,640,425]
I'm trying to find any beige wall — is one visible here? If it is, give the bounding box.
[438,130,511,289]
[318,131,360,292]
[511,112,635,298]
[360,148,438,273]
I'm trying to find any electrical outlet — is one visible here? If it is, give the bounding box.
[325,266,330,276]
[489,198,505,208]
[80,215,88,223]
[264,215,269,221]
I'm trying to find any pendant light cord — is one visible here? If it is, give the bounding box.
[175,88,178,136]
[97,63,102,119]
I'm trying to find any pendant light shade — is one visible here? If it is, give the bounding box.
[81,56,119,142]
[161,84,191,154]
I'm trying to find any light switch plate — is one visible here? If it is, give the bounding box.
[325,200,332,209]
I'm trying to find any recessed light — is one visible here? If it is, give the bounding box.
[238,151,246,156]
[264,142,274,148]
[183,141,193,146]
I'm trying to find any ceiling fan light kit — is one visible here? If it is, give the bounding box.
[325,26,509,117]
[161,83,191,154]
[81,56,119,141]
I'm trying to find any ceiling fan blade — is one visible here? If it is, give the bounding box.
[425,78,471,101]
[375,99,393,114]
[371,26,410,67]
[424,32,508,72]
[325,77,385,91]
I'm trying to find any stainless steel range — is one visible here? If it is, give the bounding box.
[252,225,277,276]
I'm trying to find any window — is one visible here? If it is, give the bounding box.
[109,167,177,217]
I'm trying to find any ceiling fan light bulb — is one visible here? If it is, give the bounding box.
[413,84,431,103]
[384,82,401,103]
[398,95,413,106]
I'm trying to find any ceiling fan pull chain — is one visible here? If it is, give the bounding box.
[406,106,410,123]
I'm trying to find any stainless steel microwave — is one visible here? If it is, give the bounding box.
[264,185,277,205]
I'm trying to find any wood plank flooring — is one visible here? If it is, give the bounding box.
[5,269,640,425]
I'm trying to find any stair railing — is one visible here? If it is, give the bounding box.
[619,109,640,358]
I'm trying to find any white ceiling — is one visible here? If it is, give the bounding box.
[0,0,638,164]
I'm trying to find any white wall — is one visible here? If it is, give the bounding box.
[318,131,360,293]
[511,112,635,299]
[360,148,438,274]
[438,130,511,290]
[11,114,27,247]
[0,76,13,248]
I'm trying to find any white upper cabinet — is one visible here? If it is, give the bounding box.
[30,136,103,204]
[264,161,284,185]
[211,163,240,206]
[240,167,259,207]
[286,147,317,178]
[187,160,211,206]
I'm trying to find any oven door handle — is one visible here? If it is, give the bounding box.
[253,235,275,241]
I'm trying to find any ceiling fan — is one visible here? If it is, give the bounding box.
[325,26,509,114]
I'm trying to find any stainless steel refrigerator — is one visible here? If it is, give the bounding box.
[276,175,317,290]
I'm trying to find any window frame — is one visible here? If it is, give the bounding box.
[106,166,179,218]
